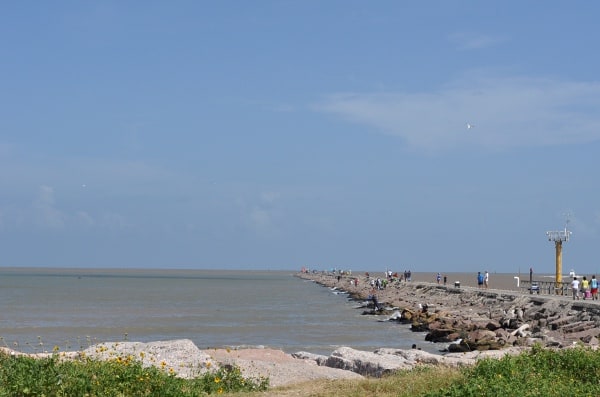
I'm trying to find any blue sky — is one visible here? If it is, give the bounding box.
[1,2,599,273]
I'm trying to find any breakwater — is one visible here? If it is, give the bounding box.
[297,271,600,351]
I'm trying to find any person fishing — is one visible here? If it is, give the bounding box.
[369,288,381,311]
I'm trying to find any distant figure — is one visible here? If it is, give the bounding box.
[484,271,489,289]
[582,276,590,299]
[591,276,599,300]
[571,277,580,300]
[477,272,484,288]
[443,275,447,285]
[530,267,533,283]
[369,288,381,311]
[436,273,441,284]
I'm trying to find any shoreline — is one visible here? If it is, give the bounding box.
[0,338,527,388]
[6,270,600,388]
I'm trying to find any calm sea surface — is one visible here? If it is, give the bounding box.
[0,268,445,356]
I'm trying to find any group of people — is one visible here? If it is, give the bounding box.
[477,271,490,289]
[570,275,599,300]
[435,272,448,285]
[370,277,386,290]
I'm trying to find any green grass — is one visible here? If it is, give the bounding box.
[0,350,268,396]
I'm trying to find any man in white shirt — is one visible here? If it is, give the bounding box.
[571,277,580,300]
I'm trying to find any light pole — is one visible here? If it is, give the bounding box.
[546,220,571,291]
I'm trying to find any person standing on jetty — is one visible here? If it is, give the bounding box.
[369,287,381,311]
[591,275,598,300]
[581,276,590,299]
[571,277,580,300]
[484,271,489,289]
[530,267,533,283]
[477,272,484,288]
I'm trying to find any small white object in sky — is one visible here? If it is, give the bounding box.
[81,184,87,188]
[466,123,475,129]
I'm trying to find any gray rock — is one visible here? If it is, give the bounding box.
[291,351,329,365]
[326,346,413,377]
[83,339,215,378]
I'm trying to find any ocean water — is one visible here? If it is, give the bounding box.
[0,268,439,356]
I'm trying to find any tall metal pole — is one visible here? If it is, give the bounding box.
[547,221,571,294]
[555,240,562,285]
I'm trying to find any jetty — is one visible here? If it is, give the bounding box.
[297,271,600,352]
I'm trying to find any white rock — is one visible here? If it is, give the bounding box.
[83,339,215,378]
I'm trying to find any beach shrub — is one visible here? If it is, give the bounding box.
[0,350,268,396]
[424,344,600,397]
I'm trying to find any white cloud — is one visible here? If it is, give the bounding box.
[32,185,66,229]
[76,211,96,227]
[261,191,281,204]
[248,207,274,231]
[239,191,283,236]
[316,74,600,151]
[0,185,135,232]
[268,103,295,112]
[448,32,506,50]
[97,212,132,230]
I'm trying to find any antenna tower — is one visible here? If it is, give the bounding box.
[546,215,572,289]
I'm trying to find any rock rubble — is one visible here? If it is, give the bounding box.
[297,272,600,352]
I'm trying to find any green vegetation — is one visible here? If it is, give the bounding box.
[0,349,268,396]
[4,344,600,396]
[424,344,600,397]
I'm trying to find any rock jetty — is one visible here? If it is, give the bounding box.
[297,271,600,352]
